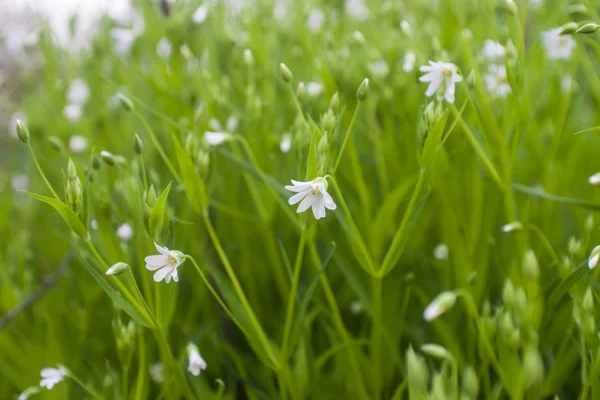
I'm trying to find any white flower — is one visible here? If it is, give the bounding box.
[204,131,231,146]
[187,345,207,376]
[149,362,164,383]
[502,221,523,233]
[156,37,172,60]
[403,51,416,72]
[111,28,136,54]
[589,246,600,269]
[40,366,67,390]
[67,78,90,104]
[117,223,133,241]
[63,104,83,123]
[423,291,457,321]
[285,177,337,220]
[307,9,325,32]
[419,61,463,103]
[145,242,185,283]
[306,82,324,97]
[368,59,390,78]
[273,2,287,21]
[349,300,363,315]
[69,135,88,153]
[91,219,99,230]
[480,40,506,62]
[484,64,511,98]
[345,0,369,21]
[226,115,239,132]
[561,76,574,93]
[280,133,292,153]
[11,174,29,192]
[589,173,600,186]
[542,28,576,60]
[433,243,449,260]
[192,5,208,24]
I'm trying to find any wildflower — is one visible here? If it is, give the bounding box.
[306,82,324,97]
[349,300,363,315]
[433,243,449,260]
[117,223,133,241]
[204,131,231,146]
[403,51,416,72]
[480,39,505,62]
[40,366,68,390]
[542,28,576,60]
[368,59,390,78]
[589,173,600,185]
[589,246,600,269]
[423,291,457,321]
[67,78,90,105]
[285,177,337,220]
[145,242,185,283]
[419,61,463,103]
[484,64,511,98]
[502,221,523,232]
[306,9,325,32]
[345,0,370,21]
[280,133,292,153]
[192,5,208,24]
[273,1,287,21]
[149,362,164,383]
[110,28,136,54]
[106,262,129,276]
[187,344,207,376]
[63,104,83,123]
[156,37,172,60]
[11,174,29,192]
[69,135,88,153]
[91,219,99,230]
[226,115,239,132]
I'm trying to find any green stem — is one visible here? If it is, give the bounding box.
[154,329,196,400]
[139,154,149,193]
[333,102,361,174]
[69,374,104,400]
[27,144,60,200]
[287,83,311,133]
[371,277,383,399]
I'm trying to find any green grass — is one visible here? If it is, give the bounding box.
[2,0,600,398]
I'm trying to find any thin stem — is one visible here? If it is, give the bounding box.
[154,329,196,400]
[287,83,311,133]
[139,154,149,193]
[333,102,361,174]
[27,144,60,200]
[371,277,383,399]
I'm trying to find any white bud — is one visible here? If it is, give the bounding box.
[423,291,457,321]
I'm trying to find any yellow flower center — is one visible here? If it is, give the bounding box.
[311,189,318,196]
[168,255,178,267]
[441,69,452,78]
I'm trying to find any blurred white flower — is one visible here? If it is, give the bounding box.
[280,133,292,153]
[589,173,600,186]
[349,300,363,315]
[208,118,222,131]
[480,40,505,62]
[502,221,523,232]
[117,223,133,241]
[156,37,172,60]
[187,344,207,376]
[204,131,231,146]
[400,20,412,38]
[192,5,208,24]
[149,362,164,383]
[91,219,99,230]
[11,174,29,192]
[69,135,88,153]
[63,104,83,123]
[306,82,324,97]
[589,246,600,269]
[273,1,287,21]
[419,61,463,103]
[561,76,574,93]
[145,242,184,283]
[306,9,325,32]
[285,177,337,220]
[542,28,576,60]
[423,291,457,321]
[403,51,416,72]
[345,0,369,21]
[111,28,136,54]
[226,115,239,132]
[67,78,90,104]
[433,243,449,260]
[369,59,390,78]
[529,0,544,8]
[484,64,511,98]
[40,366,67,390]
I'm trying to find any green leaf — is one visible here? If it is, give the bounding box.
[574,126,600,135]
[513,183,600,211]
[546,261,589,314]
[172,134,207,213]
[23,191,88,239]
[305,119,321,180]
[420,111,449,168]
[149,182,171,239]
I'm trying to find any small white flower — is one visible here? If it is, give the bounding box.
[226,115,239,132]
[589,173,600,186]
[306,82,324,97]
[280,133,292,153]
[91,219,99,230]
[502,221,523,233]
[400,20,412,38]
[561,76,574,93]
[480,40,506,62]
[40,366,68,390]
[403,51,416,72]
[349,300,363,315]
[156,37,172,60]
[589,246,600,269]
[145,242,185,283]
[117,223,133,241]
[368,59,390,78]
[111,28,136,54]
[69,135,88,153]
[209,118,222,131]
[63,104,83,123]
[433,243,449,260]
[204,131,231,146]
[149,362,164,383]
[67,78,90,105]
[192,5,208,24]
[285,177,337,220]
[484,64,511,98]
[423,291,457,321]
[419,61,463,103]
[11,174,29,192]
[307,10,325,32]
[542,28,576,60]
[187,345,207,376]
[345,0,369,21]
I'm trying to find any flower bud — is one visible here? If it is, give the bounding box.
[133,134,144,155]
[502,279,516,307]
[352,30,366,45]
[243,48,254,68]
[515,288,527,315]
[117,93,134,111]
[586,214,595,232]
[566,4,589,18]
[280,62,293,82]
[589,245,600,269]
[505,0,518,16]
[523,249,540,280]
[588,173,600,186]
[67,159,77,181]
[467,70,476,89]
[100,150,116,166]
[322,109,336,134]
[357,78,369,101]
[113,318,136,357]
[502,221,523,233]
[583,287,594,312]
[296,82,305,101]
[559,22,579,35]
[568,237,582,256]
[91,155,101,170]
[106,262,130,276]
[318,134,329,153]
[420,344,452,360]
[400,20,412,39]
[406,346,429,393]
[16,119,30,144]
[462,366,479,399]
[522,346,544,389]
[423,291,457,321]
[329,92,339,112]
[48,136,64,152]
[576,23,600,34]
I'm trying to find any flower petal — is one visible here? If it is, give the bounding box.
[153,266,173,282]
[172,269,179,282]
[154,242,169,255]
[297,194,315,213]
[288,190,310,205]
[145,255,168,269]
[425,78,442,97]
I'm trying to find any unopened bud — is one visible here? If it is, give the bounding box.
[568,237,582,256]
[147,185,158,207]
[243,49,254,68]
[133,134,144,155]
[117,93,134,111]
[522,346,544,389]
[318,134,329,153]
[100,151,116,166]
[502,221,523,233]
[587,214,595,232]
[106,262,129,276]
[420,344,452,360]
[67,159,77,181]
[400,20,412,39]
[280,62,293,82]
[462,366,479,399]
[523,249,540,280]
[352,30,366,45]
[406,346,429,393]
[423,291,457,321]
[16,119,30,144]
[502,279,516,307]
[91,155,101,170]
[329,92,339,112]
[296,82,305,101]
[322,109,336,134]
[588,172,600,185]
[505,0,518,16]
[48,136,64,152]
[589,245,600,269]
[583,287,594,312]
[560,22,579,35]
[515,288,527,314]
[467,70,476,88]
[357,78,369,101]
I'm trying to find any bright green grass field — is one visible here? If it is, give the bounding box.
[2,0,600,399]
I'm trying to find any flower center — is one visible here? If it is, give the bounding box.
[441,68,452,78]
[311,189,319,196]
[168,255,178,267]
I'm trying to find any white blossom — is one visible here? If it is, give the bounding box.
[40,366,67,390]
[419,61,463,103]
[423,291,457,321]
[69,135,88,153]
[204,131,231,146]
[589,246,600,269]
[484,64,511,98]
[280,133,292,153]
[589,173,600,186]
[345,0,369,21]
[117,223,133,241]
[285,177,337,220]
[502,221,523,233]
[542,28,576,60]
[226,115,239,132]
[480,40,506,62]
[192,5,208,24]
[67,78,90,104]
[111,28,136,54]
[368,59,390,78]
[306,82,324,97]
[11,174,29,192]
[91,219,99,230]
[63,104,83,123]
[187,344,207,376]
[156,37,172,60]
[145,242,185,283]
[149,362,164,383]
[403,51,416,72]
[306,9,325,32]
[433,243,449,260]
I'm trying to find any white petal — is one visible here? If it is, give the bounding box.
[425,78,442,97]
[321,188,334,205]
[154,242,169,255]
[288,190,310,205]
[445,91,455,104]
[419,72,437,82]
[153,266,173,282]
[453,73,463,83]
[297,194,315,213]
[589,253,599,269]
[172,269,179,282]
[325,201,337,210]
[312,196,325,219]
[145,255,168,269]
[165,269,173,283]
[41,369,58,378]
